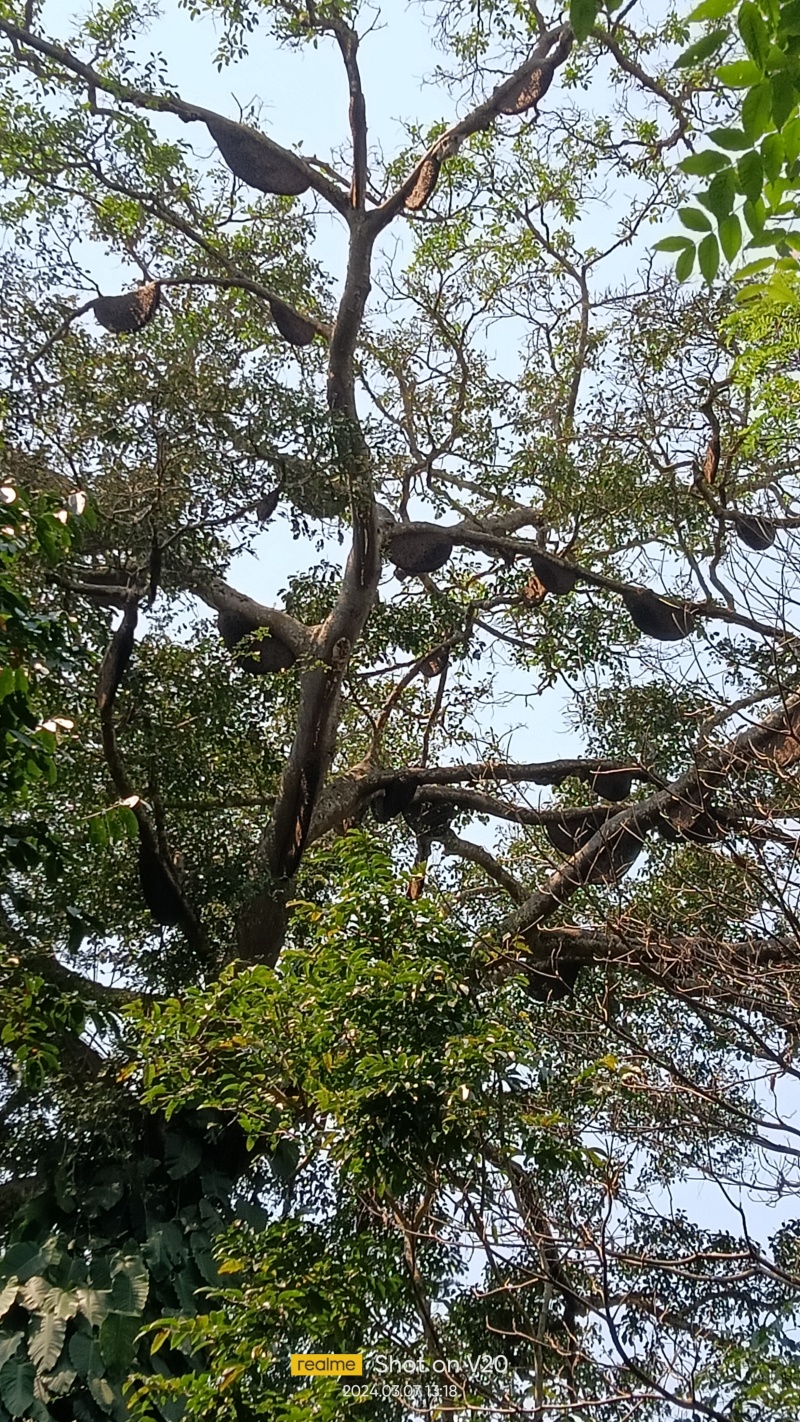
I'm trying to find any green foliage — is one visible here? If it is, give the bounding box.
[668,0,800,295]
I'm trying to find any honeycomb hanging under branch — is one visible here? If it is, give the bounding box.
[268,296,317,347]
[93,283,161,334]
[733,513,777,551]
[206,115,310,196]
[217,608,296,674]
[405,156,441,212]
[388,526,454,574]
[530,552,579,597]
[621,588,696,642]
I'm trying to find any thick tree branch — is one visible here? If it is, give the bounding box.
[502,688,800,936]
[0,19,349,212]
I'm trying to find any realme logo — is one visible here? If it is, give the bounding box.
[291,1354,363,1376]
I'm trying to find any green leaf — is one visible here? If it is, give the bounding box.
[719,210,743,259]
[738,2,771,69]
[687,0,737,16]
[673,31,728,68]
[735,257,775,279]
[746,227,786,245]
[99,1313,140,1375]
[743,196,766,234]
[652,235,694,252]
[164,1132,202,1180]
[784,113,800,160]
[761,131,785,180]
[0,1359,35,1417]
[679,206,713,231]
[569,0,598,43]
[88,1373,117,1413]
[39,1364,76,1398]
[88,813,109,848]
[74,1287,110,1327]
[737,148,764,201]
[742,81,774,140]
[676,244,696,281]
[698,168,736,217]
[716,59,764,87]
[0,1280,19,1318]
[698,232,721,280]
[109,1257,149,1317]
[0,1336,23,1371]
[26,1312,66,1373]
[68,1329,104,1379]
[709,125,751,149]
[679,149,732,175]
[770,69,797,128]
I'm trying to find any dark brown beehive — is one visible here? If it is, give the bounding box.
[93,282,161,335]
[138,843,183,927]
[544,810,606,856]
[733,513,776,551]
[206,115,310,196]
[268,296,317,347]
[388,527,454,574]
[530,553,579,597]
[523,955,581,1003]
[621,588,695,642]
[590,768,634,802]
[498,68,546,116]
[256,489,280,522]
[217,609,296,674]
[405,156,441,212]
[372,780,419,823]
[421,651,446,678]
[584,825,643,884]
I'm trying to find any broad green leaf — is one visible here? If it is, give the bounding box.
[0,1279,19,1317]
[74,1287,110,1326]
[679,206,713,231]
[68,1329,104,1378]
[770,70,797,128]
[784,113,800,160]
[698,168,736,217]
[676,244,696,281]
[569,0,599,43]
[743,195,766,233]
[652,235,694,251]
[0,1335,23,1371]
[737,148,764,201]
[19,1277,50,1312]
[88,813,109,848]
[26,1312,66,1373]
[709,125,751,149]
[39,1365,76,1397]
[0,1358,35,1417]
[719,211,743,260]
[164,1132,202,1180]
[99,1313,140,1374]
[88,1373,117,1413]
[698,232,721,280]
[109,1257,149,1317]
[716,59,764,86]
[761,131,786,182]
[679,149,732,175]
[746,227,786,244]
[738,2,771,69]
[674,31,728,68]
[742,80,773,140]
[688,0,737,16]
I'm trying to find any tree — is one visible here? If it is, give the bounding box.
[2,1,800,1418]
